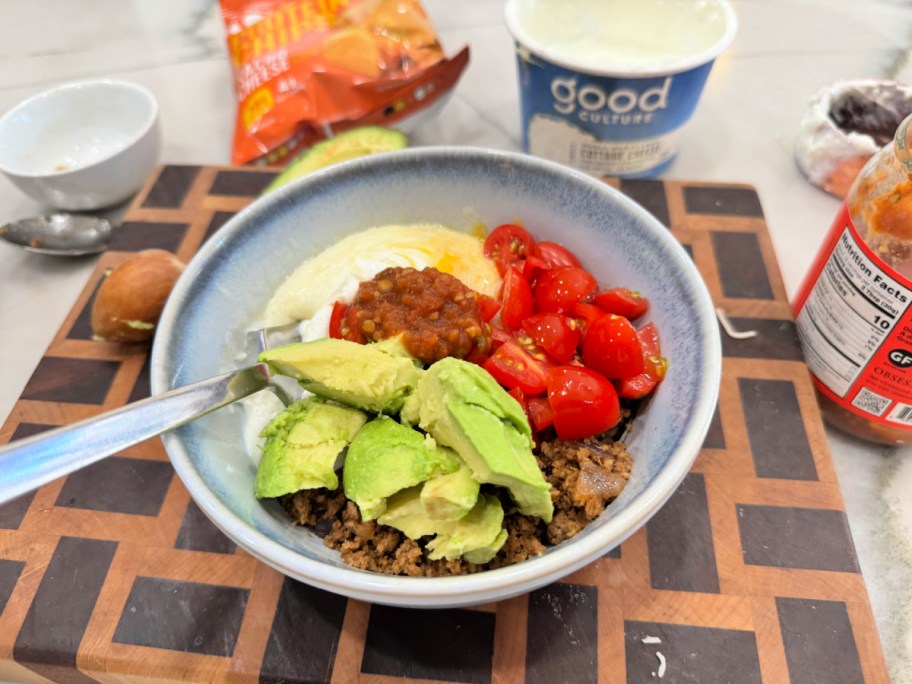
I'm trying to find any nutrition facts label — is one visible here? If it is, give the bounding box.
[795,227,912,397]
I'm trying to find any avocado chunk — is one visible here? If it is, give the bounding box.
[426,493,507,562]
[255,397,367,498]
[343,416,458,520]
[378,487,508,562]
[463,529,509,565]
[259,337,421,414]
[376,485,440,539]
[262,126,408,195]
[400,391,420,426]
[412,358,554,522]
[420,460,480,521]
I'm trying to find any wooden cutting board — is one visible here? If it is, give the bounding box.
[0,165,889,684]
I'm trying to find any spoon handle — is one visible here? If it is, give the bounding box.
[0,364,272,505]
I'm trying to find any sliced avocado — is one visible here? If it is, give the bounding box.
[376,485,441,539]
[372,335,420,362]
[420,460,480,521]
[343,416,458,520]
[255,396,367,498]
[378,487,507,562]
[413,358,554,522]
[263,126,408,194]
[259,338,421,414]
[463,529,508,565]
[426,494,507,562]
[400,391,420,426]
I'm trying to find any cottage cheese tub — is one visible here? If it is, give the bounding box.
[505,0,737,178]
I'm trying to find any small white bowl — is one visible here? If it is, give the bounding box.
[0,78,160,211]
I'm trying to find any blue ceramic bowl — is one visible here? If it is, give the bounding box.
[151,147,721,607]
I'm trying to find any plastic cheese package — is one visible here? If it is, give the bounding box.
[219,0,470,165]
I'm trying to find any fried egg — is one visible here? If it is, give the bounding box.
[261,224,501,338]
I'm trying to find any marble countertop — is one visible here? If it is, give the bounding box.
[1,0,910,679]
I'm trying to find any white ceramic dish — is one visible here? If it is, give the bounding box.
[151,147,721,608]
[0,78,160,211]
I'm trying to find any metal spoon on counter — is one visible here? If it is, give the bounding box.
[0,213,112,256]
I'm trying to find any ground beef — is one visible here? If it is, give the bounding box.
[538,431,633,545]
[281,424,634,577]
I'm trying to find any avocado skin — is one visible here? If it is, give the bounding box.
[343,416,458,521]
[262,126,408,195]
[255,397,367,498]
[413,358,554,522]
[259,338,421,414]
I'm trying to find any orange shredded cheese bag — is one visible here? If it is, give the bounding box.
[219,0,470,165]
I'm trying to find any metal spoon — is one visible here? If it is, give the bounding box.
[0,323,299,505]
[0,213,112,256]
[0,363,273,504]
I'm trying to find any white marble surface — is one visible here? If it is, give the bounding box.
[1,0,911,679]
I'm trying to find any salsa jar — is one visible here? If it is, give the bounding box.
[794,112,912,445]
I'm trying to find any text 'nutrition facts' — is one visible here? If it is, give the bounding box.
[796,227,912,397]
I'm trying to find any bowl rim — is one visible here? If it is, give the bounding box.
[0,77,159,179]
[152,146,722,604]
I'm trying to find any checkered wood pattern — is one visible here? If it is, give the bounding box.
[0,166,889,683]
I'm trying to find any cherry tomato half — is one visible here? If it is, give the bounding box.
[490,326,512,351]
[328,301,346,340]
[522,312,580,364]
[484,224,535,276]
[546,366,620,440]
[618,322,669,399]
[568,302,605,340]
[637,321,661,358]
[523,254,549,284]
[581,314,645,379]
[594,287,649,320]
[526,396,555,432]
[483,338,553,395]
[477,294,501,323]
[532,241,582,269]
[507,386,526,409]
[534,266,597,314]
[499,266,534,330]
[337,303,367,344]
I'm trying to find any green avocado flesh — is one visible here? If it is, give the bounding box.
[259,338,421,414]
[255,397,367,498]
[378,486,507,563]
[420,461,480,521]
[411,358,553,522]
[257,341,556,563]
[262,126,408,194]
[342,416,459,521]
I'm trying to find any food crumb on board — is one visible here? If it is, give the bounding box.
[715,307,758,340]
[656,651,667,678]
[641,635,662,644]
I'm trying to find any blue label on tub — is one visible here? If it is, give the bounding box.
[515,45,715,177]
